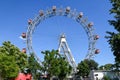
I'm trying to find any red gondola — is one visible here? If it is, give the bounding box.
[21,33,26,38]
[94,35,99,40]
[28,19,32,24]
[78,12,83,18]
[52,6,56,11]
[95,49,100,54]
[88,22,94,27]
[22,48,26,53]
[66,6,70,13]
[39,10,44,16]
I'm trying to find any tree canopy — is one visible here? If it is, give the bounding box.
[77,61,89,77]
[41,49,72,80]
[77,59,98,77]
[106,0,120,70]
[99,63,113,70]
[84,59,98,70]
[27,53,42,80]
[0,53,19,79]
[0,41,28,79]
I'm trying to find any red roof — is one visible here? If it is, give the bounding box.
[15,73,32,80]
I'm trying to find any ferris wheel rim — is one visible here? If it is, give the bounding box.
[26,6,99,64]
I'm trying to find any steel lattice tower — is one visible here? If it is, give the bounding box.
[58,34,77,73]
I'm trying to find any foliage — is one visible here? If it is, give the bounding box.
[0,41,28,79]
[77,61,89,77]
[99,64,113,70]
[84,59,98,70]
[106,0,120,70]
[109,0,120,32]
[27,53,42,80]
[103,75,111,80]
[77,59,98,77]
[42,50,60,77]
[0,53,19,79]
[41,49,72,80]
[99,65,104,70]
[112,77,119,80]
[58,56,72,80]
[104,64,113,70]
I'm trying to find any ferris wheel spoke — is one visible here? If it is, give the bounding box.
[23,6,100,69]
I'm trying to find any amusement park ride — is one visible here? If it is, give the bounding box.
[21,6,100,75]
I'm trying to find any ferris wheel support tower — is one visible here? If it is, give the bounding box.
[58,34,77,73]
[21,6,100,69]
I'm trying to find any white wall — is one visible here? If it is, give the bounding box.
[89,70,120,80]
[93,72,104,80]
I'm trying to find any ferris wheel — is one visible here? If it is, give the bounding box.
[21,6,100,72]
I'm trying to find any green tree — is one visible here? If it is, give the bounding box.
[109,0,120,32]
[27,53,42,80]
[42,50,60,79]
[104,64,113,70]
[84,59,98,70]
[58,56,72,80]
[0,53,19,80]
[99,64,113,70]
[41,50,72,80]
[0,41,28,79]
[77,61,89,77]
[99,65,104,70]
[106,0,120,70]
[103,75,111,80]
[77,59,98,78]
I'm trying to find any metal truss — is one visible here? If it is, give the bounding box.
[25,6,99,67]
[58,34,77,73]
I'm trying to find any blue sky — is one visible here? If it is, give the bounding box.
[0,0,115,66]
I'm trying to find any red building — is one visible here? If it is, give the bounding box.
[15,73,32,80]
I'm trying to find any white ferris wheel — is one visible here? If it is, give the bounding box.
[21,6,100,73]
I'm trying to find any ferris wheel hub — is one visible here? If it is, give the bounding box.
[24,6,99,67]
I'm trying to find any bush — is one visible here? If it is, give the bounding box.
[103,75,111,80]
[113,77,119,80]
